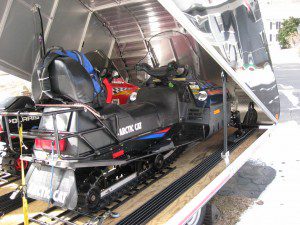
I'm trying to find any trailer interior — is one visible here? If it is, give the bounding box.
[0,0,280,224]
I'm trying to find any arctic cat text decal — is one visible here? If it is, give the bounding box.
[27,185,68,204]
[118,122,142,136]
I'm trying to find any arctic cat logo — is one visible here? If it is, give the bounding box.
[9,116,40,124]
[118,122,142,136]
[28,185,67,204]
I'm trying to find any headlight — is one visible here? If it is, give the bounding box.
[112,70,119,78]
[198,91,208,101]
[130,92,137,102]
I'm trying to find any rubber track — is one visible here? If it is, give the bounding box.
[117,129,256,225]
[16,167,176,225]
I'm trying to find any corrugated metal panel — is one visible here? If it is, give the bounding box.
[46,0,89,50]
[0,0,52,79]
[81,14,114,54]
[91,0,180,77]
[0,0,8,24]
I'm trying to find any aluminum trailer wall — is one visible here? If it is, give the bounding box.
[0,0,280,122]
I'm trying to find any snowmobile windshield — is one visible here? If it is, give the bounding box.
[135,32,199,82]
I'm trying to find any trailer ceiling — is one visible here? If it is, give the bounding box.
[85,0,184,76]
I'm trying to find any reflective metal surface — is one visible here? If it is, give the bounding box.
[92,0,180,80]
[0,0,52,79]
[0,0,280,122]
[170,0,280,120]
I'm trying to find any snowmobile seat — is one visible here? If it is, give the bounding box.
[100,102,161,141]
[43,56,162,140]
[32,56,95,104]
[135,87,180,127]
[48,57,96,104]
[99,86,180,140]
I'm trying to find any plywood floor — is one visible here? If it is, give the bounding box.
[0,128,262,225]
[0,179,20,196]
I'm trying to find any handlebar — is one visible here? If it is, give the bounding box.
[136,61,188,80]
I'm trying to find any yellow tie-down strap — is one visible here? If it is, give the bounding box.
[18,125,29,225]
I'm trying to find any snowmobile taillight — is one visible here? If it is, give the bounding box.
[34,138,66,152]
[112,150,124,159]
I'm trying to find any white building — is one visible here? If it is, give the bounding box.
[259,0,300,48]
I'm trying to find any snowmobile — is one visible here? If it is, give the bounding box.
[5,49,234,211]
[0,96,40,174]
[0,49,137,175]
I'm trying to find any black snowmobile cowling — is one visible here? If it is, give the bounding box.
[0,96,40,173]
[0,96,39,132]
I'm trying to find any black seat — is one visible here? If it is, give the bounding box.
[99,86,180,140]
[32,57,95,104]
[99,86,180,141]
[100,102,161,141]
[135,87,180,127]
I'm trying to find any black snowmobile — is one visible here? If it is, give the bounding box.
[0,96,40,174]
[8,49,232,211]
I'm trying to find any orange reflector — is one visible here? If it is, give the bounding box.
[275,114,279,120]
[113,150,124,159]
[214,109,221,115]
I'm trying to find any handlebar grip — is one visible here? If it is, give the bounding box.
[136,62,187,78]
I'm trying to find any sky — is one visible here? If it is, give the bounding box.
[259,0,300,20]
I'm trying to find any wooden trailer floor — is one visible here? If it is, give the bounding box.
[0,128,263,225]
[0,179,20,196]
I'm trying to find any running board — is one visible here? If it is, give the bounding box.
[117,129,256,225]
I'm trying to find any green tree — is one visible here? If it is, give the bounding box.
[278,17,300,49]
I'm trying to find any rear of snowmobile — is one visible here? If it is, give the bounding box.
[0,0,280,215]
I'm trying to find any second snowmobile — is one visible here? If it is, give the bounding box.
[0,96,40,174]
